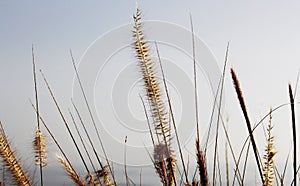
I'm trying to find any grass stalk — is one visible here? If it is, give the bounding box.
[155,41,188,184]
[69,110,102,185]
[124,136,129,186]
[31,45,46,186]
[70,51,116,185]
[133,6,176,185]
[212,42,229,186]
[40,70,90,175]
[230,68,264,183]
[30,102,85,185]
[288,84,296,186]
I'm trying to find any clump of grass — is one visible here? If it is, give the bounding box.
[2,5,300,186]
[0,122,32,186]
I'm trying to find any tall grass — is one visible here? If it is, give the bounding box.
[0,6,298,186]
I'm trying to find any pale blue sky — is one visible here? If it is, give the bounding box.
[1,1,300,185]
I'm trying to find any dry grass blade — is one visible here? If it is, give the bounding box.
[40,70,91,176]
[31,45,45,186]
[0,122,32,186]
[155,41,188,184]
[71,101,114,186]
[212,42,229,186]
[57,155,85,186]
[225,118,229,186]
[288,84,297,186]
[70,51,116,185]
[69,111,101,184]
[196,139,208,186]
[230,68,264,183]
[263,108,276,186]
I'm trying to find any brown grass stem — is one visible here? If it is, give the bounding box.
[31,45,45,186]
[155,41,188,184]
[124,136,129,186]
[69,110,102,185]
[30,102,85,185]
[230,68,264,183]
[71,101,105,170]
[196,140,208,186]
[40,70,90,174]
[70,51,116,185]
[289,84,296,186]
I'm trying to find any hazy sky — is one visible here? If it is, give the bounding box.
[1,1,300,185]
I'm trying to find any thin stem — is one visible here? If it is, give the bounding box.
[69,110,102,185]
[124,136,129,186]
[29,102,82,184]
[155,41,188,184]
[31,46,43,186]
[212,42,229,186]
[70,51,116,185]
[40,70,90,174]
[289,84,296,186]
[71,100,105,170]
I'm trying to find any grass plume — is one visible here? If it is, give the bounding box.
[33,128,47,167]
[57,155,85,186]
[0,122,32,186]
[132,6,176,185]
[263,108,276,186]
